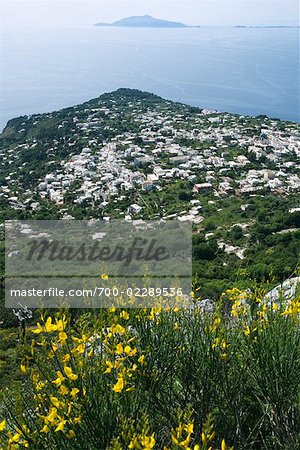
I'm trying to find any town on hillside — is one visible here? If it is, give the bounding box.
[0,89,299,295]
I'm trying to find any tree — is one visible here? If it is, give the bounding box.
[178,190,192,202]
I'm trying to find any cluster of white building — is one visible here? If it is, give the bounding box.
[1,98,299,217]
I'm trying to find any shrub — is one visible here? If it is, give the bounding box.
[0,291,300,449]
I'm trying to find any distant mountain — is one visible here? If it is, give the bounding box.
[235,25,299,29]
[95,15,196,28]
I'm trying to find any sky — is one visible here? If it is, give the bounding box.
[0,0,299,28]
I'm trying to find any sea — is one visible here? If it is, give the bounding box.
[0,24,299,131]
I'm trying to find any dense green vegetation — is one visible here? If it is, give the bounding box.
[1,300,300,449]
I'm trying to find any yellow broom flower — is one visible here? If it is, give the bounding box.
[0,419,6,431]
[112,374,124,393]
[64,366,78,380]
[70,388,80,399]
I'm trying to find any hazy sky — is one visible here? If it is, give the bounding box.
[0,0,299,27]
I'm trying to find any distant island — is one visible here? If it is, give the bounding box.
[95,15,198,28]
[235,25,299,29]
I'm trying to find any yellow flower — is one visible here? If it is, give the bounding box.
[129,434,155,449]
[50,397,60,408]
[174,322,180,331]
[128,437,138,448]
[186,423,194,434]
[59,385,69,396]
[281,299,300,319]
[64,366,78,380]
[20,364,27,375]
[140,434,155,449]
[32,317,59,334]
[55,420,67,432]
[41,424,50,433]
[65,402,72,415]
[51,343,58,353]
[115,343,123,355]
[67,430,76,439]
[221,439,227,450]
[46,407,58,424]
[22,424,30,434]
[221,341,228,350]
[11,433,21,443]
[212,337,220,350]
[32,322,44,334]
[111,324,126,335]
[63,354,71,363]
[72,334,89,343]
[124,345,132,355]
[59,331,68,345]
[36,381,46,391]
[125,386,135,392]
[214,317,221,327]
[104,360,114,374]
[138,355,145,364]
[120,310,129,320]
[0,419,6,431]
[243,326,251,336]
[56,318,67,331]
[209,431,215,441]
[112,374,124,393]
[101,274,109,280]
[70,388,80,399]
[171,433,179,445]
[72,343,85,356]
[53,371,65,387]
[44,317,58,333]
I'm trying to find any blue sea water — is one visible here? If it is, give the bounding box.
[0,25,299,131]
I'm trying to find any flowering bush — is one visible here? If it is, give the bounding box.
[1,290,300,449]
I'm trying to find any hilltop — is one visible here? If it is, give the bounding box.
[95,15,194,28]
[0,88,300,298]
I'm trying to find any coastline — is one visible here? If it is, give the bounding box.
[1,92,299,135]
